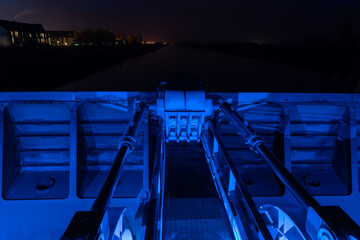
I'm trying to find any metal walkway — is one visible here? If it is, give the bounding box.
[162,143,235,240]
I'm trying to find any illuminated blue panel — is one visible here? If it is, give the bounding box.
[0,92,145,239]
[219,103,285,196]
[290,104,350,196]
[0,92,359,239]
[3,103,70,200]
[77,103,145,199]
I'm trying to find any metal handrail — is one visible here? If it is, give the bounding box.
[219,103,360,240]
[204,119,273,240]
[220,102,320,209]
[92,102,148,211]
[144,118,165,240]
[61,102,149,240]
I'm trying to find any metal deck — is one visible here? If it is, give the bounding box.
[163,143,234,239]
[0,92,359,239]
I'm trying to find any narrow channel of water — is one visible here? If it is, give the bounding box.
[57,45,336,92]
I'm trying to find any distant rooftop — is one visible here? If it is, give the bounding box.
[0,19,45,33]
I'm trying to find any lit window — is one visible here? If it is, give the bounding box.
[10,31,13,37]
[11,37,14,44]
[29,33,32,38]
[14,31,19,37]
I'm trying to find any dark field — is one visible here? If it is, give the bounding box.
[0,44,164,91]
[183,43,360,93]
[1,43,360,93]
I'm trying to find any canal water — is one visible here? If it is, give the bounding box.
[57,45,338,92]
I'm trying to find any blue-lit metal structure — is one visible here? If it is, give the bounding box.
[0,90,360,239]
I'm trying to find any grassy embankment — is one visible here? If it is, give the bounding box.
[0,44,164,91]
[183,43,360,93]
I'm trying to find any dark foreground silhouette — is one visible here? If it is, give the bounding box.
[183,43,360,93]
[0,44,164,91]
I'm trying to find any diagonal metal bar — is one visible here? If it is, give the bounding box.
[92,102,148,211]
[220,103,320,209]
[206,119,273,240]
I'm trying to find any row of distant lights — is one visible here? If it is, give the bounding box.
[142,41,167,45]
[10,31,166,46]
[10,30,72,46]
[10,30,46,44]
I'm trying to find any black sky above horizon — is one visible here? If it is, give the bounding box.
[0,0,358,43]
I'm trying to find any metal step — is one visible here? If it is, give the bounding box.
[162,143,235,239]
[163,198,234,240]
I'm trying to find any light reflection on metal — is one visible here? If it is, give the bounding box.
[1,92,360,239]
[202,119,273,240]
[220,102,360,240]
[121,229,133,240]
[259,205,306,240]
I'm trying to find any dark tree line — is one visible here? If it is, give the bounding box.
[303,1,360,49]
[336,2,360,49]
[75,29,116,45]
[74,29,143,46]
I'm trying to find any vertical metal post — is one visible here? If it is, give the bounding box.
[92,103,148,211]
[142,114,150,199]
[69,103,78,199]
[0,104,4,203]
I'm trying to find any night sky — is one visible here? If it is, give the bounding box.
[0,0,358,43]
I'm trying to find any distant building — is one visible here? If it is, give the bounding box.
[0,20,47,47]
[46,31,75,46]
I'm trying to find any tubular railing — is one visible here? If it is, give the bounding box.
[92,102,149,211]
[220,103,360,240]
[61,102,149,240]
[220,103,319,209]
[144,118,165,240]
[202,118,273,240]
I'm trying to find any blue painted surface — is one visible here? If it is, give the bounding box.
[0,92,359,239]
